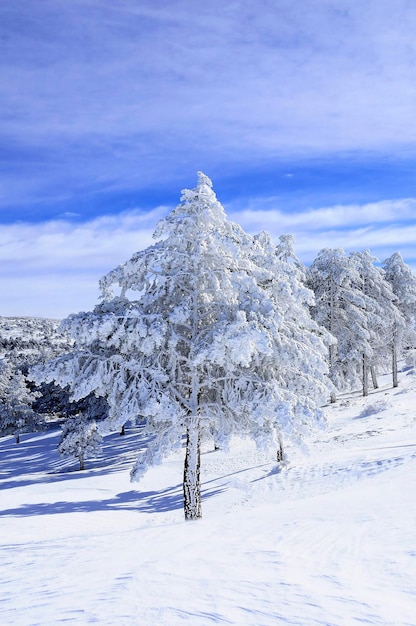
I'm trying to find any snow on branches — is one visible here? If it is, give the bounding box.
[58,415,102,471]
[0,359,39,443]
[33,172,333,519]
[308,248,406,397]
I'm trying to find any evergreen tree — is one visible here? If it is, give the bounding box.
[350,250,404,393]
[0,359,39,443]
[58,415,102,470]
[383,252,416,371]
[33,173,332,519]
[308,248,368,398]
[309,248,405,396]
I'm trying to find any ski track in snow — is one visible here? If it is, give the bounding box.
[1,371,416,625]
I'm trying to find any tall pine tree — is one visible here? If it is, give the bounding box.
[350,250,404,393]
[383,252,416,375]
[308,248,368,398]
[0,359,39,443]
[34,173,332,519]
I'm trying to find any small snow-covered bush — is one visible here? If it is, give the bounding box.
[58,415,102,470]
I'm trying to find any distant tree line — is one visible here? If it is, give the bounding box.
[0,318,108,455]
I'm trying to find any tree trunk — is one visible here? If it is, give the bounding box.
[15,433,20,444]
[79,454,85,471]
[120,424,125,436]
[183,424,202,520]
[392,341,398,388]
[370,365,378,390]
[276,433,285,463]
[363,353,369,397]
[328,336,336,404]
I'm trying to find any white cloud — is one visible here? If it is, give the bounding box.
[2,1,416,316]
[229,198,416,235]
[1,198,415,319]
[0,207,167,318]
[229,197,416,265]
[2,0,416,207]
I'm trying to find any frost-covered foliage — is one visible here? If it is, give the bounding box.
[350,250,405,391]
[0,359,39,443]
[33,172,332,519]
[0,316,74,424]
[33,382,109,425]
[308,248,369,395]
[275,233,307,277]
[0,316,72,369]
[58,415,102,470]
[308,248,405,397]
[383,252,416,363]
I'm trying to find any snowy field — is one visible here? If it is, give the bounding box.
[1,369,416,626]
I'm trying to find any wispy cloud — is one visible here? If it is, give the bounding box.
[2,2,416,317]
[231,198,416,236]
[1,197,415,319]
[229,197,416,264]
[1,1,416,212]
[0,207,167,318]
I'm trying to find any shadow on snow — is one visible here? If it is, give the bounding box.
[0,484,226,517]
[1,426,227,517]
[0,426,153,489]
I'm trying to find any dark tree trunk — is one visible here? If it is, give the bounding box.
[392,341,398,388]
[363,353,369,397]
[79,454,85,471]
[15,433,20,444]
[183,424,202,520]
[120,424,125,436]
[328,342,337,403]
[276,434,285,463]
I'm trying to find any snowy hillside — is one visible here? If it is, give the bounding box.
[0,316,70,366]
[1,368,416,625]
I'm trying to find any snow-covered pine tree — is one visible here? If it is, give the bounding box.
[33,172,332,520]
[383,252,416,372]
[275,233,306,274]
[308,248,370,399]
[350,250,405,393]
[58,415,102,470]
[0,359,39,443]
[309,248,405,397]
[258,231,335,456]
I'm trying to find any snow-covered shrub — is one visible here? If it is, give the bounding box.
[58,415,102,470]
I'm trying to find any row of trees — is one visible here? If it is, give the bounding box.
[308,248,416,399]
[26,172,416,520]
[0,317,108,464]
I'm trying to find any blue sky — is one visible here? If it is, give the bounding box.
[1,0,416,318]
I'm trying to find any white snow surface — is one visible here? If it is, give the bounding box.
[1,369,416,625]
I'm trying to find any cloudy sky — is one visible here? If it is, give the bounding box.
[1,0,416,318]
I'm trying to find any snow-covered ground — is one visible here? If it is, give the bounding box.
[1,369,416,626]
